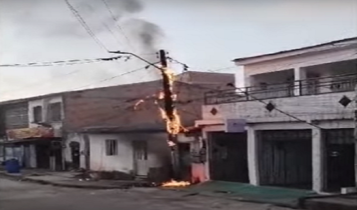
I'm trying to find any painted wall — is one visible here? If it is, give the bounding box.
[64,133,85,168]
[87,132,171,175]
[28,95,63,137]
[242,47,357,86]
[202,91,355,124]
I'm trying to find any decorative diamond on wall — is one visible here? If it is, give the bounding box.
[265,102,275,112]
[339,95,352,107]
[210,107,218,115]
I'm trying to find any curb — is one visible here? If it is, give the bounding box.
[0,172,153,190]
[163,188,302,209]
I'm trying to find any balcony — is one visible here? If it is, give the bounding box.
[204,73,357,105]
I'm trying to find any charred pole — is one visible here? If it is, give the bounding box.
[158,50,176,143]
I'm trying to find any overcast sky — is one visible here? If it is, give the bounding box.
[0,0,356,101]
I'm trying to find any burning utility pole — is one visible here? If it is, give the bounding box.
[158,50,176,144]
[109,49,184,181]
[158,49,179,179]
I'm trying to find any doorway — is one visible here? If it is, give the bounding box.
[133,141,148,176]
[258,130,312,189]
[209,132,249,183]
[69,141,80,170]
[36,144,50,169]
[177,143,191,181]
[325,129,355,191]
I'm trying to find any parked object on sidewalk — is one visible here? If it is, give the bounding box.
[5,158,21,173]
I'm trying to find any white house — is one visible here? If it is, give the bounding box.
[195,37,357,193]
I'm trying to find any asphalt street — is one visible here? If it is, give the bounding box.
[0,178,293,210]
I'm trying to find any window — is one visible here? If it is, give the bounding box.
[33,106,43,123]
[133,141,147,160]
[48,103,62,122]
[4,104,29,129]
[105,140,118,156]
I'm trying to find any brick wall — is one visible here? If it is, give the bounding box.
[63,76,233,132]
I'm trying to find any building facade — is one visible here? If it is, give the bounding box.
[1,71,234,180]
[0,95,64,170]
[196,37,357,193]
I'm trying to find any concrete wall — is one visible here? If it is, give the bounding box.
[28,95,63,137]
[87,132,171,175]
[196,120,354,192]
[242,47,357,86]
[202,91,355,124]
[64,133,86,168]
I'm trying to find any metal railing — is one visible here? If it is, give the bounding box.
[204,73,357,105]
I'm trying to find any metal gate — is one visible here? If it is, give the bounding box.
[324,129,355,191]
[209,132,249,183]
[258,130,312,188]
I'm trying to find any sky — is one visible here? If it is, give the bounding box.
[0,0,356,101]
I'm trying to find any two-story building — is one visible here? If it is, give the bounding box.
[0,95,64,170]
[195,37,357,193]
[0,71,234,181]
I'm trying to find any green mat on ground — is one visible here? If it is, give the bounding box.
[184,181,316,207]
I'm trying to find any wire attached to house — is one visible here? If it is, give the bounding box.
[162,57,325,129]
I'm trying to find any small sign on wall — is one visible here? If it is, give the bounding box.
[224,119,246,133]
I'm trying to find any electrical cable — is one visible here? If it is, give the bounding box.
[100,0,136,52]
[165,56,328,128]
[1,70,82,94]
[0,55,128,68]
[64,0,109,52]
[73,62,160,90]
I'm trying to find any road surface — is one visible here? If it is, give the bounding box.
[0,178,293,210]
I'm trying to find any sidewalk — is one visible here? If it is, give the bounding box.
[168,181,315,209]
[0,169,153,189]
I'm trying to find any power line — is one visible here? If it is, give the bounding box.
[1,70,82,94]
[100,0,136,52]
[168,56,236,72]
[64,0,108,52]
[207,66,236,72]
[228,86,323,129]
[166,57,323,128]
[0,55,129,68]
[73,62,159,90]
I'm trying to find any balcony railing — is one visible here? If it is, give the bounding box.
[204,73,357,105]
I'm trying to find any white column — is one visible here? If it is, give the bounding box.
[294,67,307,96]
[312,128,324,193]
[247,126,259,185]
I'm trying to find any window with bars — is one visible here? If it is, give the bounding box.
[48,103,62,122]
[105,140,118,156]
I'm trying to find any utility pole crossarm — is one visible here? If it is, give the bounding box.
[108,50,161,70]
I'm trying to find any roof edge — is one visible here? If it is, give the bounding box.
[233,36,357,65]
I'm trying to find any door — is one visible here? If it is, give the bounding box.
[36,144,50,169]
[69,141,80,170]
[209,132,249,183]
[325,129,355,191]
[23,145,31,168]
[133,141,148,176]
[259,130,312,189]
[177,143,191,181]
